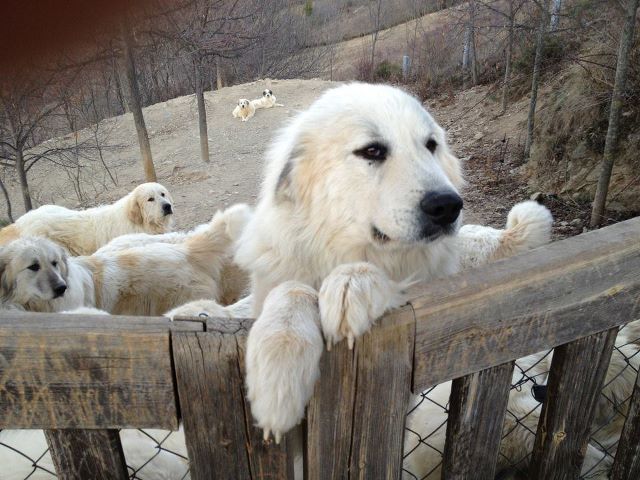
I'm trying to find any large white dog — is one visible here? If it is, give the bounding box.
[251,89,283,109]
[0,183,175,255]
[234,83,554,442]
[0,205,250,315]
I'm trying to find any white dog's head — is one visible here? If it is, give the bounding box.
[263,89,273,99]
[268,83,464,248]
[238,99,251,109]
[0,236,69,306]
[126,182,175,233]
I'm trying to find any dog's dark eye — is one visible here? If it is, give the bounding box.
[52,261,58,267]
[426,139,438,153]
[354,142,388,162]
[161,193,165,197]
[28,263,40,272]
[148,197,155,202]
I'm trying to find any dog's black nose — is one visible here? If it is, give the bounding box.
[163,203,173,215]
[53,284,67,298]
[420,191,463,226]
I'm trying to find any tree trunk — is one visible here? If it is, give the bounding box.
[0,173,13,222]
[590,0,640,227]
[471,1,478,86]
[216,56,223,90]
[550,0,562,32]
[15,149,33,212]
[463,26,471,89]
[524,1,549,160]
[120,20,157,182]
[501,3,515,114]
[194,56,210,163]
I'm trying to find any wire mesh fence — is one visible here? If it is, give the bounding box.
[402,321,640,480]
[0,428,189,480]
[2,322,639,480]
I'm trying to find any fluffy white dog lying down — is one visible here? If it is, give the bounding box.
[404,322,640,479]
[0,183,175,256]
[232,99,256,122]
[0,205,250,315]
[251,89,284,109]
[230,83,555,442]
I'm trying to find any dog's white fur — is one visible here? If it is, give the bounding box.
[0,205,251,316]
[0,183,175,256]
[234,83,554,442]
[251,89,284,109]
[232,99,256,121]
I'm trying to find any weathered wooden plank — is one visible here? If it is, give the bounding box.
[411,217,640,391]
[609,362,640,480]
[45,429,128,480]
[0,312,197,429]
[530,329,618,479]
[443,361,515,480]
[306,306,415,480]
[173,317,292,480]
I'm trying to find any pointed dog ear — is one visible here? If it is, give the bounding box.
[127,190,144,226]
[437,142,465,190]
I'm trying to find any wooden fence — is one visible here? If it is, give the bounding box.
[1,216,639,480]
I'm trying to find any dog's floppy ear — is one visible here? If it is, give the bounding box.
[126,190,144,226]
[275,139,309,203]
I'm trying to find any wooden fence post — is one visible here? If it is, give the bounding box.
[530,328,618,479]
[443,361,515,480]
[610,363,640,479]
[172,317,294,480]
[45,429,128,480]
[306,306,415,479]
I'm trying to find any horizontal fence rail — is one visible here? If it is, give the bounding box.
[0,216,639,480]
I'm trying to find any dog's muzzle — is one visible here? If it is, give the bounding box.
[418,191,463,240]
[162,203,173,216]
[53,283,67,298]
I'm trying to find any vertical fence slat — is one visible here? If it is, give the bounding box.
[45,429,128,480]
[442,361,515,480]
[172,318,293,480]
[306,307,415,480]
[530,328,618,479]
[610,362,640,480]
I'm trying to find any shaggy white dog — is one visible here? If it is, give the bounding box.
[251,89,284,110]
[234,83,554,442]
[0,205,251,315]
[0,183,175,256]
[232,99,256,122]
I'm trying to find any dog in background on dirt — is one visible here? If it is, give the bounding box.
[251,89,283,110]
[232,99,256,122]
[231,82,554,443]
[0,183,175,256]
[0,204,251,315]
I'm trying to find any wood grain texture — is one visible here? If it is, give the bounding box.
[530,329,618,480]
[443,361,515,480]
[173,316,292,480]
[411,217,640,391]
[306,306,415,480]
[45,429,128,480]
[0,313,196,429]
[609,363,640,480]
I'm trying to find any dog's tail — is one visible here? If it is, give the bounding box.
[500,201,553,255]
[456,201,553,270]
[184,203,253,268]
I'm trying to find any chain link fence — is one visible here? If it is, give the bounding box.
[2,322,639,480]
[403,321,640,480]
[0,429,189,480]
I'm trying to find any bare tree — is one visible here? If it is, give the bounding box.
[369,0,385,79]
[0,171,12,222]
[549,0,562,31]
[462,0,479,88]
[120,18,157,182]
[590,0,640,227]
[524,0,550,160]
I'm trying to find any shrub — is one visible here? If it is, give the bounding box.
[374,60,403,81]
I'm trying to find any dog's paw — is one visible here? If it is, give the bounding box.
[245,281,323,444]
[163,299,229,320]
[319,262,406,350]
[220,203,254,241]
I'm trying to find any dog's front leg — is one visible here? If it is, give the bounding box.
[318,262,407,350]
[245,281,323,444]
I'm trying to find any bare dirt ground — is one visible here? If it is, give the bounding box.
[4,78,585,239]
